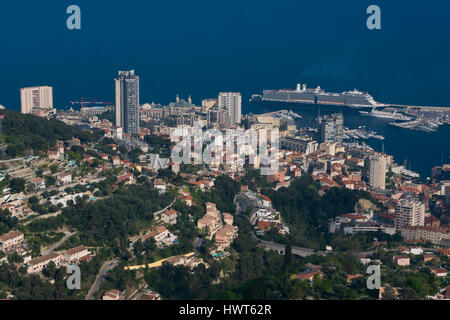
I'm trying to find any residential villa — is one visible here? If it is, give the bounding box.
[215,224,238,251]
[102,290,123,300]
[0,230,24,252]
[197,202,222,239]
[65,246,91,264]
[161,209,177,225]
[393,255,410,266]
[142,226,177,247]
[154,179,167,194]
[56,172,72,186]
[27,252,64,274]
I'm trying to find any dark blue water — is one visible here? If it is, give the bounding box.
[0,0,449,176]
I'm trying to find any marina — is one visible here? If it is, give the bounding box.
[247,100,450,178]
[251,84,450,135]
[388,117,447,133]
[359,107,412,121]
[344,126,385,141]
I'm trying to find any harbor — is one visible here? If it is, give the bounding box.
[248,100,450,178]
[389,115,450,133]
[344,126,385,141]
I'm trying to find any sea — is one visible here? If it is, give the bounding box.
[0,0,449,177]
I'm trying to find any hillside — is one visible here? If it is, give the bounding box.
[0,109,96,158]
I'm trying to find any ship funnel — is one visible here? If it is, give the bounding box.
[302,84,307,91]
[296,83,301,92]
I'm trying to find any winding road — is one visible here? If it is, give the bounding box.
[236,210,327,257]
[85,258,120,300]
[41,231,76,255]
[250,230,327,257]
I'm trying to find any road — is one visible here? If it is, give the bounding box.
[253,229,444,258]
[236,211,327,257]
[152,197,178,219]
[85,258,120,300]
[41,231,76,255]
[0,155,34,164]
[250,230,327,257]
[23,210,62,226]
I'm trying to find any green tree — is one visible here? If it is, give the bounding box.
[284,242,292,267]
[9,178,26,193]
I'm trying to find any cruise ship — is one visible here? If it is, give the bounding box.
[359,108,412,121]
[251,83,384,108]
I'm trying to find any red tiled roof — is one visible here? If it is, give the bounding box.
[296,271,323,280]
[165,209,177,216]
[257,220,272,230]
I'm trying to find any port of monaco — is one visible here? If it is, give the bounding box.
[0,0,449,314]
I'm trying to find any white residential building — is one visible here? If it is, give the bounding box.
[143,226,177,247]
[65,246,90,263]
[27,252,64,274]
[161,209,177,225]
[153,179,167,194]
[218,92,242,125]
[395,198,425,230]
[0,230,24,252]
[20,86,53,114]
[365,155,386,190]
[57,172,72,186]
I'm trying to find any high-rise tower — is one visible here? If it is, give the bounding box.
[364,154,386,190]
[317,113,343,144]
[218,92,242,125]
[115,70,140,134]
[20,86,53,114]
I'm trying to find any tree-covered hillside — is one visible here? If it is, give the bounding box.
[263,175,373,249]
[0,109,96,158]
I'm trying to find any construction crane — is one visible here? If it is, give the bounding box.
[69,97,113,113]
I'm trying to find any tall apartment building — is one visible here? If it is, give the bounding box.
[218,92,242,125]
[395,198,425,230]
[20,86,53,114]
[318,113,343,144]
[364,155,386,190]
[115,70,140,134]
